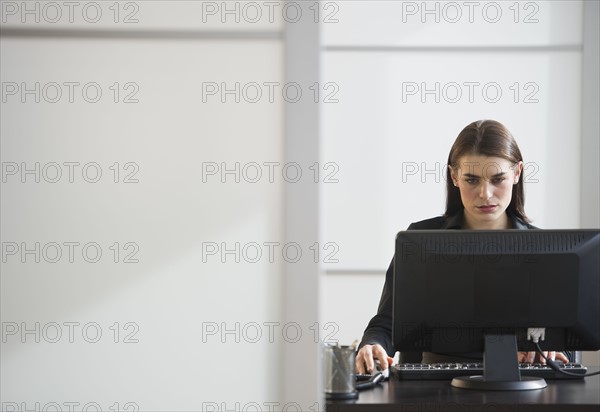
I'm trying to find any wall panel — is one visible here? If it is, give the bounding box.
[1,6,286,410]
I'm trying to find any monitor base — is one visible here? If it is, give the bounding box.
[452,375,547,391]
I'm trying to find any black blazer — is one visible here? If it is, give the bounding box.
[358,212,536,359]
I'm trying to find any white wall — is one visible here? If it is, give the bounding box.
[0,1,297,410]
[319,0,600,365]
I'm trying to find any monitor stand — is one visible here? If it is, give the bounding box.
[451,334,547,390]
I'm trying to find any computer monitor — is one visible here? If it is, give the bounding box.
[393,229,600,390]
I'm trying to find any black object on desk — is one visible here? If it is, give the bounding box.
[393,229,600,391]
[392,361,588,380]
[355,372,385,390]
[327,367,600,412]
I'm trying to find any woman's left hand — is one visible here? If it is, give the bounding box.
[518,351,569,364]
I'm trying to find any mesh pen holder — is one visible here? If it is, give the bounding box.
[323,343,358,400]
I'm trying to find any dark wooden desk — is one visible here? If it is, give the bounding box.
[327,368,600,412]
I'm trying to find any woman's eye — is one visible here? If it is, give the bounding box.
[466,178,477,185]
[492,178,506,184]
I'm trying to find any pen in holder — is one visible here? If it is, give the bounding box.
[323,343,358,400]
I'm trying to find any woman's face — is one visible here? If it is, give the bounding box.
[450,155,523,230]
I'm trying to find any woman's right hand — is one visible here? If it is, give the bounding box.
[355,343,393,374]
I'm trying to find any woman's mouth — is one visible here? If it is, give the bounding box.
[477,205,498,213]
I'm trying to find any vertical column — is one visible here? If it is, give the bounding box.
[283,0,322,406]
[581,0,600,228]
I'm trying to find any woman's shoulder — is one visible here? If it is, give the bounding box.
[407,214,539,230]
[407,215,454,230]
[514,217,538,230]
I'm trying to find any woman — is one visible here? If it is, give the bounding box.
[355,119,570,374]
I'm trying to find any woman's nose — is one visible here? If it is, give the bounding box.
[479,182,493,199]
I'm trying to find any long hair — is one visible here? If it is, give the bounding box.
[445,120,529,222]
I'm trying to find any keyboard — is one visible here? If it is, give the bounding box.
[392,362,588,380]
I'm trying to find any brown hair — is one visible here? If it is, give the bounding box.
[445,120,529,222]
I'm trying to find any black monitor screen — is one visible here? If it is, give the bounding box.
[392,229,600,390]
